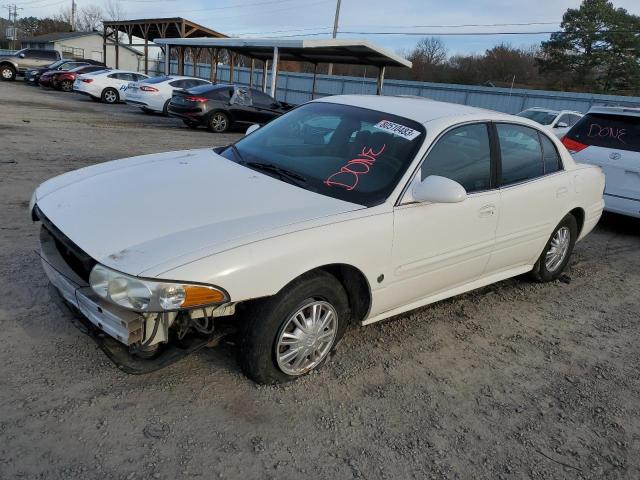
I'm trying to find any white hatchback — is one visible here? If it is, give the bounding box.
[124,75,211,114]
[73,69,149,104]
[562,106,640,218]
[517,108,584,138]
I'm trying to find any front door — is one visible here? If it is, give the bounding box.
[384,123,499,312]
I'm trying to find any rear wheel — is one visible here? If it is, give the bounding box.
[60,80,73,92]
[208,111,230,133]
[101,87,119,104]
[237,271,349,384]
[531,214,578,282]
[162,99,171,116]
[0,64,16,81]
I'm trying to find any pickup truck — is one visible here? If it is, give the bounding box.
[0,48,61,81]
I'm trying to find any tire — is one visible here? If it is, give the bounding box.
[101,87,119,104]
[530,213,578,282]
[237,270,350,384]
[60,80,73,92]
[208,111,230,133]
[182,119,199,129]
[0,64,16,81]
[162,99,171,116]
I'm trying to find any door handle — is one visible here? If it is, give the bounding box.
[556,187,569,197]
[478,204,496,217]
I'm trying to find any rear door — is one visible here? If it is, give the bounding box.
[486,123,571,273]
[566,113,640,208]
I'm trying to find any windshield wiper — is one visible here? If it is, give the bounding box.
[245,161,308,186]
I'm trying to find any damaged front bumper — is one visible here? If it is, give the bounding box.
[39,226,237,373]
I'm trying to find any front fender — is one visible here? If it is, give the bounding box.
[161,211,394,303]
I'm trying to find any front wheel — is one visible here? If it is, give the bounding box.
[531,213,578,282]
[237,271,349,384]
[0,64,16,81]
[208,111,230,133]
[101,87,119,104]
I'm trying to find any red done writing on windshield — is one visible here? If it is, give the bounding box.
[324,145,386,191]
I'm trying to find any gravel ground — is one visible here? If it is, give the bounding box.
[1,81,639,480]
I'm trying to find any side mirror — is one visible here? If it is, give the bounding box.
[18,53,25,58]
[412,175,467,204]
[556,122,568,128]
[246,124,260,136]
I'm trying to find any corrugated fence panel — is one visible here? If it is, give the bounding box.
[155,60,640,113]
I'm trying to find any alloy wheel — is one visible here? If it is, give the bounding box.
[275,300,338,376]
[210,113,228,132]
[545,226,571,272]
[104,90,118,103]
[1,67,14,79]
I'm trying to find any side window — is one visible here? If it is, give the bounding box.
[568,114,582,126]
[22,50,34,58]
[421,123,492,193]
[135,74,149,81]
[557,114,570,126]
[539,134,562,174]
[169,79,184,88]
[46,51,59,61]
[230,87,252,106]
[497,124,544,185]
[107,73,119,79]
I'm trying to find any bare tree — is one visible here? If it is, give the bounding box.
[79,4,104,32]
[104,0,126,21]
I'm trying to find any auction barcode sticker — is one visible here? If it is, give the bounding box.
[373,120,421,140]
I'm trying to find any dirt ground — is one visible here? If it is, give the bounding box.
[1,81,639,480]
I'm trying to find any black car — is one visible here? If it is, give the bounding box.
[24,58,105,86]
[167,84,292,133]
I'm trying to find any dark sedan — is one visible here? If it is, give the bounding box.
[24,59,104,86]
[167,84,292,133]
[41,65,109,91]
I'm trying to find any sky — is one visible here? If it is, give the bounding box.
[15,0,640,55]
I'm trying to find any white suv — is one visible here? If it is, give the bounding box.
[562,106,640,218]
[517,108,583,138]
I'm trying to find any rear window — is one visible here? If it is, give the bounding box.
[143,75,173,84]
[188,84,232,100]
[517,110,558,126]
[567,113,640,152]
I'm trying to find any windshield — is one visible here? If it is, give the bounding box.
[221,102,425,206]
[517,110,558,126]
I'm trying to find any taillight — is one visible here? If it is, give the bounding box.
[81,78,94,83]
[184,96,208,103]
[140,85,159,92]
[561,136,588,154]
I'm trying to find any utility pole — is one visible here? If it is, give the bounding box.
[3,4,22,50]
[326,0,341,76]
[71,0,77,31]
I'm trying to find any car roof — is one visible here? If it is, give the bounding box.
[314,95,518,126]
[587,106,640,117]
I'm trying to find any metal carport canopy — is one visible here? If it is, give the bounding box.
[153,38,412,96]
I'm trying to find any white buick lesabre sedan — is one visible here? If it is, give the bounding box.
[31,95,605,384]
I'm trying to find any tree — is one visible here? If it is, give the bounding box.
[104,0,126,21]
[538,0,640,93]
[406,37,448,81]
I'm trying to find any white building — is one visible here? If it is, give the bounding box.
[21,32,144,71]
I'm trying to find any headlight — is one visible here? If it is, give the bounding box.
[89,264,227,312]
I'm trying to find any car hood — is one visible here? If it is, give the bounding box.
[35,148,363,276]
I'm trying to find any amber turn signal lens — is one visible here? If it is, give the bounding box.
[182,285,226,307]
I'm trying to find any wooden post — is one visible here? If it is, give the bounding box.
[262,59,268,92]
[229,51,235,83]
[178,47,185,75]
[376,66,386,95]
[102,27,107,66]
[249,58,255,88]
[311,63,318,99]
[142,24,150,75]
[114,26,119,69]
